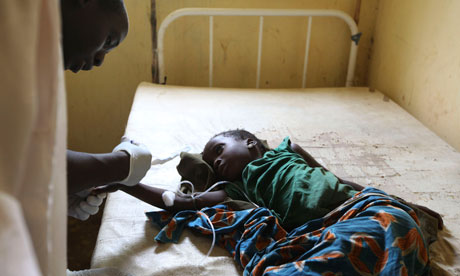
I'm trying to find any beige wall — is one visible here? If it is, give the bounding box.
[369,0,460,151]
[65,0,378,152]
[65,0,460,152]
[156,0,377,88]
[66,0,153,152]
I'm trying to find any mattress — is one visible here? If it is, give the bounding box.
[91,83,460,275]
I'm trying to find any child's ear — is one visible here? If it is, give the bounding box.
[247,139,257,149]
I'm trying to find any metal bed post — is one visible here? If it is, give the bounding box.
[157,8,360,87]
[256,16,264,89]
[302,16,313,89]
[209,16,214,87]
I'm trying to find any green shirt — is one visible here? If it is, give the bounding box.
[225,137,357,230]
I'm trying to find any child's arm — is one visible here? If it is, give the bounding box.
[93,183,228,212]
[291,143,444,229]
[290,143,364,191]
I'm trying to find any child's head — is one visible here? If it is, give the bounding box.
[61,0,129,72]
[202,129,268,181]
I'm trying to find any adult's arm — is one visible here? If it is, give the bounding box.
[67,150,130,195]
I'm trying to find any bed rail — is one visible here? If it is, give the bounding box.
[157,8,360,88]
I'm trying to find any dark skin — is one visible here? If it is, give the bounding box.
[61,0,129,72]
[96,137,357,206]
[96,135,443,229]
[289,143,364,191]
[95,183,227,212]
[67,150,130,195]
[61,0,132,195]
[290,143,442,228]
[202,135,364,190]
[203,135,261,182]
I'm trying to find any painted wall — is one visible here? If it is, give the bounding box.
[369,0,460,151]
[66,0,153,152]
[156,0,377,88]
[66,0,460,152]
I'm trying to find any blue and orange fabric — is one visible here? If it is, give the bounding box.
[146,187,430,275]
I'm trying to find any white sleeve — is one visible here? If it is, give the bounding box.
[0,193,42,276]
[0,1,59,275]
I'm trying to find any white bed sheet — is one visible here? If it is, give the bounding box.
[91,83,460,275]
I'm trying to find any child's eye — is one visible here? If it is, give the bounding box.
[215,144,223,155]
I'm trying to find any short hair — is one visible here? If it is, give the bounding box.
[213,129,269,154]
[98,0,125,13]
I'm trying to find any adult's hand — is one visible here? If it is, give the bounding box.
[68,189,107,221]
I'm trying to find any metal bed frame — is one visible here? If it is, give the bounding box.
[157,8,360,88]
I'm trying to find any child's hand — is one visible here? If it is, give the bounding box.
[92,183,125,195]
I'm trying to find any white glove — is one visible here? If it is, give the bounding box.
[112,138,152,186]
[68,190,107,221]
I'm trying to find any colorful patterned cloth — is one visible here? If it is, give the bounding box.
[146,188,430,275]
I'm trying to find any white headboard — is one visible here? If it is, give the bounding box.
[157,8,360,88]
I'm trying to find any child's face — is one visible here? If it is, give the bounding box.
[203,135,260,181]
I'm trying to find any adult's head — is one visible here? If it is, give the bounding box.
[61,0,129,73]
[202,129,268,181]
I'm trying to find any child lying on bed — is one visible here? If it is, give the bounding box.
[96,129,443,275]
[95,129,442,230]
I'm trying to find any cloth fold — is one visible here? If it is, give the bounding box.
[147,187,430,275]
